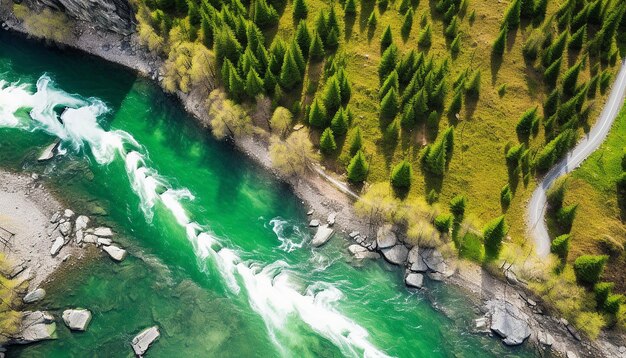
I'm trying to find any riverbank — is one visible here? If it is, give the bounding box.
[1,7,624,357]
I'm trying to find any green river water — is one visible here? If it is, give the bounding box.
[0,32,535,357]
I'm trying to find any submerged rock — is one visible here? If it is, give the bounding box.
[23,288,46,304]
[405,273,424,288]
[62,309,92,331]
[12,311,57,344]
[381,244,409,265]
[37,140,59,162]
[102,245,127,262]
[311,225,334,247]
[131,326,160,356]
[376,225,397,249]
[50,237,64,256]
[488,300,531,346]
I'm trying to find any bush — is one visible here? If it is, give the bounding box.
[319,128,337,153]
[434,213,453,233]
[573,255,608,285]
[556,204,578,232]
[390,160,412,188]
[551,234,570,260]
[450,194,467,220]
[546,176,567,210]
[594,282,615,308]
[605,294,624,315]
[347,150,369,182]
[483,216,507,260]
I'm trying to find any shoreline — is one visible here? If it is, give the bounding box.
[1,9,625,357]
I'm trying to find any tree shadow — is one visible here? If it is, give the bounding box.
[490,54,503,85]
[618,183,626,223]
[345,15,356,41]
[464,95,478,121]
[359,1,376,33]
[392,186,410,200]
[421,166,444,199]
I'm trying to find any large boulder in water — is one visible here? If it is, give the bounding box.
[381,244,409,265]
[62,309,92,331]
[102,245,127,262]
[311,225,334,247]
[12,311,57,344]
[488,300,531,346]
[405,273,424,288]
[131,326,160,356]
[376,225,397,249]
[23,288,46,304]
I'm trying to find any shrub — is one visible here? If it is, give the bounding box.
[434,213,453,233]
[551,234,571,261]
[594,282,614,308]
[605,294,624,315]
[390,160,412,188]
[557,204,578,232]
[449,194,467,220]
[347,150,369,182]
[320,128,337,153]
[483,216,507,260]
[573,255,608,285]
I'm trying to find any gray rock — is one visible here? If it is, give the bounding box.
[327,213,336,226]
[376,225,397,249]
[488,300,531,346]
[59,221,72,236]
[421,249,446,273]
[74,215,90,232]
[537,331,554,346]
[566,352,578,358]
[311,225,334,247]
[50,212,61,224]
[349,231,359,239]
[75,230,84,244]
[94,227,114,237]
[407,246,420,265]
[306,210,314,216]
[37,140,59,162]
[566,324,581,341]
[405,273,424,288]
[427,272,444,281]
[348,245,380,260]
[309,219,320,227]
[505,270,519,285]
[475,317,489,332]
[23,288,46,303]
[12,311,57,344]
[131,326,160,356]
[83,234,98,244]
[63,209,75,218]
[102,245,127,262]
[97,238,112,246]
[50,237,64,256]
[62,309,92,331]
[381,244,409,265]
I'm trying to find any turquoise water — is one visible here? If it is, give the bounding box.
[0,32,534,357]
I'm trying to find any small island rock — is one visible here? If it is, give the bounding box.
[62,309,92,331]
[131,326,160,356]
[102,245,127,262]
[23,288,46,304]
[405,273,424,288]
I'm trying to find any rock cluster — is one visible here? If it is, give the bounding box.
[308,211,337,247]
[11,311,57,344]
[37,0,134,35]
[487,300,531,346]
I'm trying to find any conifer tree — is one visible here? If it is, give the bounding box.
[448,89,463,115]
[344,0,357,16]
[492,27,507,57]
[315,11,328,40]
[269,38,287,73]
[327,5,340,35]
[466,70,481,98]
[520,0,535,19]
[221,58,234,85]
[349,127,363,155]
[326,28,339,51]
[423,137,446,175]
[381,25,393,53]
[347,150,369,182]
[279,51,302,89]
[320,128,337,153]
[401,9,414,37]
[398,0,410,14]
[401,100,416,127]
[384,120,399,143]
[534,0,548,19]
[378,44,398,80]
[380,87,399,118]
[331,108,349,135]
[562,61,582,96]
[574,255,608,285]
[309,32,326,62]
[544,57,562,87]
[391,160,413,188]
[296,21,311,58]
[450,33,461,55]
[367,11,378,29]
[568,25,586,50]
[503,0,521,29]
[229,69,245,101]
[245,68,264,98]
[214,27,243,65]
[264,66,277,93]
[323,77,342,114]
[336,69,351,104]
[289,40,306,75]
[516,106,538,138]
[418,23,432,47]
[379,70,399,99]
[551,234,570,260]
[308,98,328,127]
[445,16,458,38]
[253,0,279,29]
[293,0,308,20]
[449,194,467,220]
[483,216,507,260]
[200,17,214,48]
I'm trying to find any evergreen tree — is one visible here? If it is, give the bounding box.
[327,5,340,36]
[442,126,454,159]
[269,38,287,73]
[444,16,458,38]
[308,98,327,127]
[574,255,608,285]
[323,77,342,114]
[551,234,570,260]
[384,120,399,143]
[309,32,326,62]
[401,9,414,37]
[568,25,586,50]
[543,57,562,87]
[228,69,245,101]
[214,27,243,65]
[492,26,507,58]
[289,40,306,74]
[320,128,337,153]
[401,100,417,127]
[253,0,279,29]
[315,11,328,40]
[293,0,308,20]
[520,0,535,18]
[381,25,393,53]
[557,204,578,232]
[587,0,602,24]
[264,66,277,93]
[336,69,351,104]
[398,0,411,14]
[543,88,560,117]
[423,136,446,175]
[418,23,432,47]
[245,68,264,98]
[331,108,349,135]
[390,160,413,188]
[448,89,463,115]
[296,21,311,58]
[534,0,548,19]
[379,70,399,99]
[349,127,363,155]
[200,17,214,48]
[450,33,461,55]
[502,0,521,29]
[516,106,538,138]
[466,70,481,98]
[562,61,582,96]
[378,44,398,80]
[367,11,378,29]
[347,150,369,182]
[449,194,467,220]
[221,58,235,86]
[344,0,357,16]
[380,87,399,118]
[483,216,507,260]
[501,184,512,208]
[279,51,302,89]
[188,1,201,26]
[326,28,339,51]
[396,50,417,82]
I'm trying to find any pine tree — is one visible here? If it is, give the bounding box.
[279,51,302,89]
[214,27,243,65]
[562,61,582,96]
[269,38,287,73]
[308,98,327,127]
[336,69,351,104]
[309,32,326,62]
[534,0,548,19]
[418,23,432,47]
[544,89,560,117]
[327,5,340,35]
[448,89,463,115]
[347,150,369,182]
[378,44,398,81]
[293,0,308,20]
[245,68,264,98]
[379,70,399,99]
[551,234,570,260]
[423,137,446,175]
[401,9,414,38]
[320,128,337,153]
[326,28,339,51]
[574,255,608,285]
[253,0,279,29]
[503,0,521,29]
[483,216,507,260]
[544,57,562,87]
[391,160,412,188]
[200,17,214,48]
[445,16,458,39]
[367,11,378,29]
[322,77,342,114]
[398,0,410,14]
[380,87,399,118]
[296,21,311,58]
[344,0,357,16]
[568,25,586,50]
[349,127,363,155]
[520,0,535,19]
[450,33,461,55]
[466,70,481,98]
[401,100,417,127]
[264,67,277,93]
[449,194,467,220]
[384,120,399,143]
[492,26,507,57]
[228,69,245,101]
[516,106,537,138]
[331,108,349,135]
[381,25,393,53]
[315,11,328,40]
[221,58,234,86]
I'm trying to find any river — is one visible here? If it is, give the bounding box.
[0,32,534,357]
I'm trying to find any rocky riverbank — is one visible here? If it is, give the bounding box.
[1,5,625,357]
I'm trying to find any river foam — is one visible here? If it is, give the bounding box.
[0,75,390,358]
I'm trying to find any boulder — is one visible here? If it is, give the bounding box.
[405,273,424,288]
[566,352,578,358]
[421,249,446,273]
[102,245,127,262]
[537,331,554,347]
[37,140,59,162]
[309,219,320,228]
[50,237,64,256]
[376,225,397,249]
[348,245,381,260]
[23,288,46,304]
[94,227,114,237]
[74,216,90,232]
[131,326,160,356]
[327,213,336,226]
[59,221,72,237]
[50,212,61,224]
[97,238,112,246]
[63,209,75,218]
[12,311,57,344]
[83,234,98,244]
[62,309,92,331]
[75,230,84,244]
[306,209,314,216]
[311,225,334,247]
[381,244,409,265]
[348,231,359,239]
[488,300,531,346]
[475,317,489,332]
